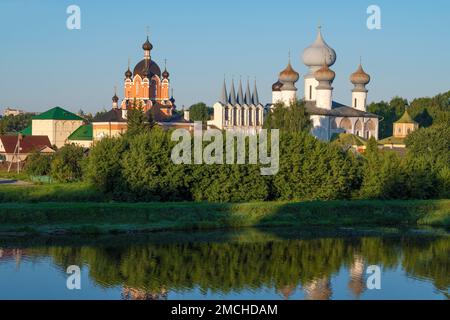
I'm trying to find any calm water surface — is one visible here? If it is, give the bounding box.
[0,228,448,300]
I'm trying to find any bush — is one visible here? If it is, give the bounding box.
[84,137,127,193]
[51,144,85,183]
[120,127,190,201]
[25,151,52,176]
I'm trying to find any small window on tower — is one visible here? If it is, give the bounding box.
[309,86,312,100]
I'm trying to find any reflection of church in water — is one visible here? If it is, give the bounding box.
[121,286,168,300]
[277,254,367,300]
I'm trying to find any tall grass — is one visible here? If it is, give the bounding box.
[0,200,448,234]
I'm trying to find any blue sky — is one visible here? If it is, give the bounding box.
[0,0,449,114]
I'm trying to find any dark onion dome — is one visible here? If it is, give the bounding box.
[125,67,132,79]
[170,96,175,104]
[133,60,161,78]
[162,68,170,79]
[142,36,153,51]
[350,64,370,85]
[112,93,119,103]
[315,63,336,82]
[279,62,300,84]
[272,80,283,92]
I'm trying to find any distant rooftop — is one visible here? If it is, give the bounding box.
[32,107,85,121]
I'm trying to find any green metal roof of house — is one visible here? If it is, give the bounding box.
[331,133,368,147]
[20,126,32,135]
[68,124,93,141]
[379,136,406,145]
[32,106,85,121]
[395,110,417,124]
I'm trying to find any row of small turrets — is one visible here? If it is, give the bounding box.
[221,78,261,106]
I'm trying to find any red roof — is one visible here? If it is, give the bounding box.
[0,135,53,154]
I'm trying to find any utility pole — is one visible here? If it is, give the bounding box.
[7,134,22,173]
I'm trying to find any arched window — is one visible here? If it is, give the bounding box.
[339,118,352,133]
[355,120,363,137]
[365,120,376,139]
[241,108,245,126]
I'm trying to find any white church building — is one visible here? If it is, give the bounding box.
[210,27,379,141]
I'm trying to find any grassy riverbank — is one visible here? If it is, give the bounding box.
[0,200,448,235]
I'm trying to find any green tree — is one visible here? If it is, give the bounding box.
[126,100,152,137]
[121,128,190,201]
[25,151,52,176]
[264,100,311,134]
[50,144,85,182]
[358,138,406,199]
[189,103,211,123]
[272,131,359,201]
[84,137,128,193]
[0,114,32,134]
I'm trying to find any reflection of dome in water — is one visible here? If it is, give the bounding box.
[348,255,366,298]
[121,287,168,301]
[304,278,332,300]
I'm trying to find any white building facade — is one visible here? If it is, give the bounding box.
[209,78,266,135]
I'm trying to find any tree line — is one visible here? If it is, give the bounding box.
[24,95,449,201]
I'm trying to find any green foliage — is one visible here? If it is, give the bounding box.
[273,131,359,200]
[0,114,32,134]
[264,100,312,133]
[367,98,406,139]
[50,144,85,183]
[126,100,152,137]
[84,137,127,193]
[188,102,211,122]
[406,124,450,167]
[25,151,52,176]
[120,128,190,201]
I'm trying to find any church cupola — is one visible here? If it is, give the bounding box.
[278,56,300,106]
[350,62,370,111]
[125,68,132,79]
[142,35,153,62]
[112,88,119,109]
[302,26,336,101]
[162,59,170,79]
[142,36,153,52]
[314,63,335,110]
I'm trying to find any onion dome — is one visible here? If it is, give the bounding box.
[302,27,336,69]
[279,62,300,84]
[350,64,370,85]
[125,67,132,79]
[112,93,119,103]
[315,63,336,82]
[142,36,153,51]
[272,80,283,92]
[162,68,169,79]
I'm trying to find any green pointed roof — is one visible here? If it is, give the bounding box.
[379,136,406,145]
[68,124,93,141]
[20,126,32,135]
[395,110,417,124]
[331,133,368,147]
[32,107,85,121]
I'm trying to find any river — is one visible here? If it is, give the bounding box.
[0,227,448,300]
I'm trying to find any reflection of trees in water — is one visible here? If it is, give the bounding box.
[20,234,450,299]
